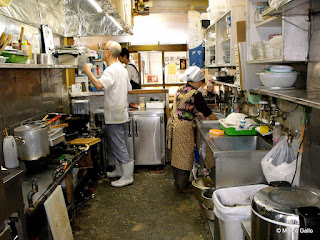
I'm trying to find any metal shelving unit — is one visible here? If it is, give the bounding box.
[0,64,78,69]
[250,88,320,110]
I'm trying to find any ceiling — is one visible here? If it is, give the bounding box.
[134,0,208,15]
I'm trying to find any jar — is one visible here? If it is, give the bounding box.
[138,97,145,108]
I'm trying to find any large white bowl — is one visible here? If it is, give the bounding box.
[258,71,298,88]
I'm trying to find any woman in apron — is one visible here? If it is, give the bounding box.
[167,66,218,192]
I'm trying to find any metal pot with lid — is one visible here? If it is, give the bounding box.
[251,186,320,240]
[14,123,50,161]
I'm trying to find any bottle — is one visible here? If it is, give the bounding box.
[207,82,214,97]
[97,44,102,59]
[21,40,28,56]
[240,120,246,129]
[273,122,282,146]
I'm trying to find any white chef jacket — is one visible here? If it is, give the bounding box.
[126,60,140,84]
[99,62,132,124]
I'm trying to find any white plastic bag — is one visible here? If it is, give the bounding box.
[261,136,296,183]
[213,184,269,222]
[269,0,286,9]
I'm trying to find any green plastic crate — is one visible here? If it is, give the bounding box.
[219,120,257,136]
[1,51,28,63]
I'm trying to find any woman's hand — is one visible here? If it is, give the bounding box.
[208,113,218,120]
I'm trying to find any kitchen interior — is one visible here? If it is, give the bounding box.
[1,0,320,239]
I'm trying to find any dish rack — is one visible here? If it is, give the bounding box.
[219,119,257,136]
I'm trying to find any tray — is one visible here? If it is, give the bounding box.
[219,119,257,136]
[1,51,28,63]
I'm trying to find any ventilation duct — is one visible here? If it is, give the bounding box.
[0,0,132,37]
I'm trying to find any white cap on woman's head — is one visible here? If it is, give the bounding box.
[179,66,205,82]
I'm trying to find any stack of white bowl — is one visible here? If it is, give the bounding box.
[258,65,298,89]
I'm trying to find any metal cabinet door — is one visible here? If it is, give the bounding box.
[133,115,161,165]
[125,117,134,160]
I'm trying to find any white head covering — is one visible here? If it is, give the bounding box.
[179,66,205,82]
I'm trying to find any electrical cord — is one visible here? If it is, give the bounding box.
[290,107,310,185]
[275,100,300,114]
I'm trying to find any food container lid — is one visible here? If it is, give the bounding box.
[252,187,320,225]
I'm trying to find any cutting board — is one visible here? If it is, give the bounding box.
[69,137,101,146]
[44,185,74,240]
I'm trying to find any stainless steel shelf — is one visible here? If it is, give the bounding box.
[262,0,293,16]
[250,88,320,109]
[206,63,236,68]
[0,63,78,69]
[255,16,281,28]
[212,80,239,88]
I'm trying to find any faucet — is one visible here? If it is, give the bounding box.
[244,101,269,120]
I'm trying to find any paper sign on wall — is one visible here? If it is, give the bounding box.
[167,64,177,74]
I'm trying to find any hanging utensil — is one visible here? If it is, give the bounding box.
[19,27,24,44]
[0,32,7,47]
[0,34,12,54]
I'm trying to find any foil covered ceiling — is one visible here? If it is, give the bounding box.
[0,0,132,37]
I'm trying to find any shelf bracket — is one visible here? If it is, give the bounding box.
[282,18,309,32]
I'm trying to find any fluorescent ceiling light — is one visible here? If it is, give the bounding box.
[108,15,124,31]
[88,0,103,13]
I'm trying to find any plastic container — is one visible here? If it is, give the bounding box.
[21,41,29,56]
[3,136,19,168]
[1,51,28,63]
[272,122,282,146]
[0,56,8,63]
[270,65,293,73]
[213,184,269,240]
[138,97,146,108]
[210,129,224,136]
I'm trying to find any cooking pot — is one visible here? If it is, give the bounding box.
[251,186,320,240]
[14,123,50,161]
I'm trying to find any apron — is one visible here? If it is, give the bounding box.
[167,88,197,171]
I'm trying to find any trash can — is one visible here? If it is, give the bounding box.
[213,184,268,240]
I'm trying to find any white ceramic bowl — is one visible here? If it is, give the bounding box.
[270,65,293,73]
[258,71,298,88]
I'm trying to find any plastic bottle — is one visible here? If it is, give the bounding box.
[21,40,29,56]
[273,122,282,146]
[207,82,214,97]
[3,136,19,168]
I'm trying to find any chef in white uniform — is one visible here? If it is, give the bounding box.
[82,41,134,187]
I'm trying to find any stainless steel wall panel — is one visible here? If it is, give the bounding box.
[0,15,42,54]
[0,69,68,165]
[300,108,320,189]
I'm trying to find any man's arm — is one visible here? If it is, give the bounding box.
[82,64,104,90]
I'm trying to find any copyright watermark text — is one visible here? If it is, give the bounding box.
[276,228,313,234]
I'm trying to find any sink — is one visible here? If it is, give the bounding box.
[206,135,272,189]
[211,136,272,151]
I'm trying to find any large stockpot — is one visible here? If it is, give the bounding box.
[251,186,320,240]
[14,123,50,161]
